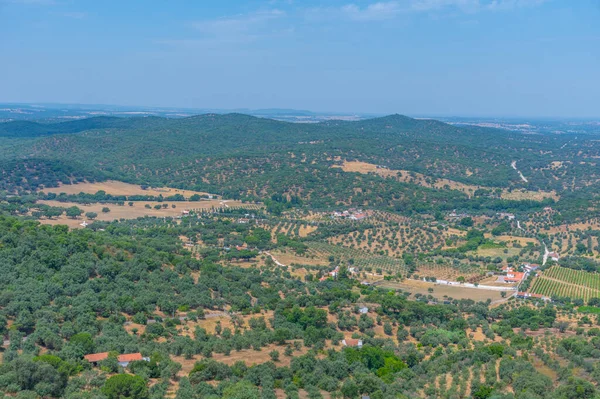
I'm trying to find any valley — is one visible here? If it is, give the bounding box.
[0,114,600,399]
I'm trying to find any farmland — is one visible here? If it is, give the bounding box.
[33,199,262,228]
[39,180,217,199]
[375,279,506,302]
[3,113,600,398]
[530,266,600,301]
[307,241,409,276]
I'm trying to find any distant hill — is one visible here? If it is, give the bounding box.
[0,113,595,213]
[0,116,149,138]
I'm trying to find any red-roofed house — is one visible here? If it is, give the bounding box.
[342,338,363,348]
[235,243,248,251]
[505,272,525,283]
[548,252,560,262]
[84,352,109,363]
[118,353,147,367]
[501,266,513,273]
[517,292,551,301]
[523,263,540,272]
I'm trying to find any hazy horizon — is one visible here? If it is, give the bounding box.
[2,101,600,121]
[1,0,599,118]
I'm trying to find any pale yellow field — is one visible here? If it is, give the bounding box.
[475,247,523,259]
[377,279,505,302]
[270,249,328,267]
[39,180,216,199]
[35,199,256,228]
[492,235,538,246]
[333,161,558,201]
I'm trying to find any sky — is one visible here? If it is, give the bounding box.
[0,0,599,118]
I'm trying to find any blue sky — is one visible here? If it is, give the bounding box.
[0,0,598,117]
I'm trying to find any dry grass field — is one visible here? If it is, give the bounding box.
[39,180,216,199]
[475,246,523,259]
[269,249,328,267]
[35,199,255,228]
[333,161,559,201]
[377,279,506,302]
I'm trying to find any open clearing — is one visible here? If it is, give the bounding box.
[39,180,216,199]
[35,199,258,228]
[376,279,505,302]
[269,249,329,267]
[333,161,559,201]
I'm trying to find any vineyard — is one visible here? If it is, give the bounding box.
[529,266,600,301]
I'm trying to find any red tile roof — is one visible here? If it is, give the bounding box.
[344,338,362,347]
[506,272,525,282]
[118,353,143,362]
[84,352,144,363]
[84,352,109,362]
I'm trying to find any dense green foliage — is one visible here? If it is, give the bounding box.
[1,114,598,216]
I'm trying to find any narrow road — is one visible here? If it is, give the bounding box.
[542,243,549,266]
[511,161,528,183]
[263,251,286,267]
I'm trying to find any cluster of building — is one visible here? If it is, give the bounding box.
[499,262,541,284]
[497,212,516,220]
[319,266,360,282]
[331,209,369,221]
[501,266,525,283]
[448,210,469,219]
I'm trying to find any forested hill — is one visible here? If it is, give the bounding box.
[0,113,598,211]
[0,116,155,138]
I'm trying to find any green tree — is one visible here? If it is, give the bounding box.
[222,380,260,399]
[175,377,194,399]
[69,332,94,354]
[102,374,148,399]
[66,206,83,219]
[341,379,358,399]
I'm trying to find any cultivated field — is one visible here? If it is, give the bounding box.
[530,266,600,301]
[39,180,216,199]
[307,241,409,275]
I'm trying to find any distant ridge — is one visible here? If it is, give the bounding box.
[0,113,413,138]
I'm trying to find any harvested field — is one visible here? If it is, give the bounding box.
[377,279,505,302]
[39,180,216,199]
[269,249,328,267]
[35,199,258,228]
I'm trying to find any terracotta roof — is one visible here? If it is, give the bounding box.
[84,352,109,362]
[506,272,525,281]
[344,338,362,347]
[118,353,143,362]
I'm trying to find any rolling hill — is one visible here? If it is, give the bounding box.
[0,113,598,213]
